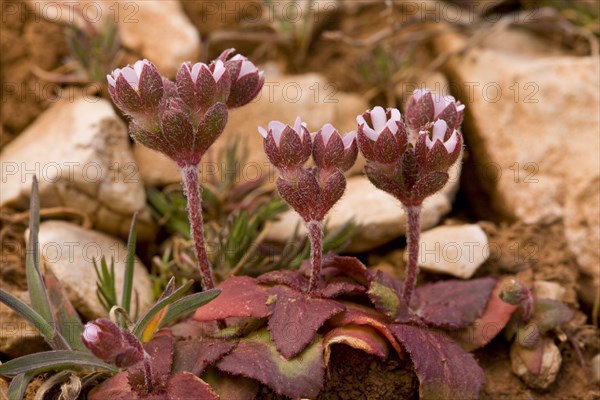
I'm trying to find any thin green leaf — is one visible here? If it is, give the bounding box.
[121,213,138,318]
[0,289,64,350]
[131,280,194,339]
[26,177,56,329]
[44,274,85,352]
[0,351,117,377]
[94,257,118,314]
[7,372,34,400]
[159,289,221,328]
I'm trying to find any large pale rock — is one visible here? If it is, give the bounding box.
[134,72,369,187]
[267,164,460,252]
[409,224,489,279]
[37,221,154,320]
[436,29,600,224]
[27,0,200,77]
[117,0,200,77]
[0,97,153,239]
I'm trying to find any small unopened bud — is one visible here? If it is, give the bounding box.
[220,50,264,108]
[356,106,407,164]
[312,124,357,173]
[500,279,533,320]
[259,117,312,174]
[175,60,231,116]
[405,89,464,134]
[81,318,144,368]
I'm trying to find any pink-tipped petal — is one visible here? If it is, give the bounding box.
[432,120,447,142]
[213,60,226,82]
[444,131,459,153]
[370,106,387,132]
[320,124,337,145]
[456,102,466,112]
[390,108,401,121]
[413,88,430,101]
[191,63,202,82]
[120,67,139,89]
[239,60,255,78]
[385,119,399,135]
[268,121,287,145]
[293,117,303,134]
[425,134,434,150]
[362,124,379,141]
[258,126,268,138]
[343,131,357,149]
[107,74,116,87]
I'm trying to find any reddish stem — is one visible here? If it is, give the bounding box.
[403,205,421,307]
[181,164,216,291]
[307,220,323,294]
[142,351,154,393]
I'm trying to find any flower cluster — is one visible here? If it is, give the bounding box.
[356,90,464,207]
[107,50,264,168]
[259,118,357,223]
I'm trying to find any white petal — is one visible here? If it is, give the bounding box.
[268,121,287,145]
[412,88,429,101]
[432,120,447,142]
[456,102,465,112]
[356,115,366,125]
[294,117,306,135]
[432,95,449,116]
[107,74,116,87]
[425,134,434,150]
[390,108,401,122]
[120,67,139,89]
[320,124,336,145]
[212,60,226,82]
[191,63,202,82]
[362,125,379,141]
[343,131,357,149]
[444,131,459,153]
[133,60,146,77]
[231,54,245,61]
[239,60,256,78]
[370,106,387,132]
[386,119,399,135]
[258,126,268,138]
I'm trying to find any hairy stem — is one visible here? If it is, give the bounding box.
[181,164,215,291]
[307,220,323,294]
[403,205,421,307]
[142,351,154,393]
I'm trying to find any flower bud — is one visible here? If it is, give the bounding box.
[175,60,231,116]
[221,50,264,108]
[414,120,462,173]
[259,117,312,174]
[405,89,465,134]
[500,279,533,320]
[356,106,407,164]
[82,318,144,368]
[107,59,164,125]
[313,124,358,173]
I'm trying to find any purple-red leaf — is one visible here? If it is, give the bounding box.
[194,276,269,321]
[257,270,308,292]
[88,371,133,400]
[452,279,518,351]
[415,278,496,330]
[128,331,174,392]
[217,329,325,399]
[173,338,236,376]
[323,325,389,366]
[267,285,344,358]
[164,372,219,400]
[391,324,484,400]
[202,367,259,400]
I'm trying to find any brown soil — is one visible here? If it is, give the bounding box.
[0,0,68,149]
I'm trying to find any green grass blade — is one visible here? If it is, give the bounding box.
[0,289,64,350]
[0,351,118,377]
[7,372,33,400]
[25,177,56,329]
[121,213,138,317]
[43,274,85,352]
[131,280,194,340]
[159,288,221,328]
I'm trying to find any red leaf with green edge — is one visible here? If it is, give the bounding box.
[451,279,518,351]
[164,372,218,400]
[202,367,259,400]
[323,324,389,366]
[267,285,344,358]
[257,270,308,291]
[194,276,269,321]
[329,302,405,358]
[217,329,325,399]
[88,371,134,400]
[367,270,406,321]
[172,338,236,376]
[530,298,573,333]
[415,277,496,330]
[129,331,174,392]
[390,324,484,400]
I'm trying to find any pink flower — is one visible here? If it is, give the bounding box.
[313,124,357,172]
[406,89,465,133]
[426,120,459,153]
[176,60,231,114]
[356,106,407,164]
[259,117,312,171]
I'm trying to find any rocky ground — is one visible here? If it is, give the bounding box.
[1,0,599,399]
